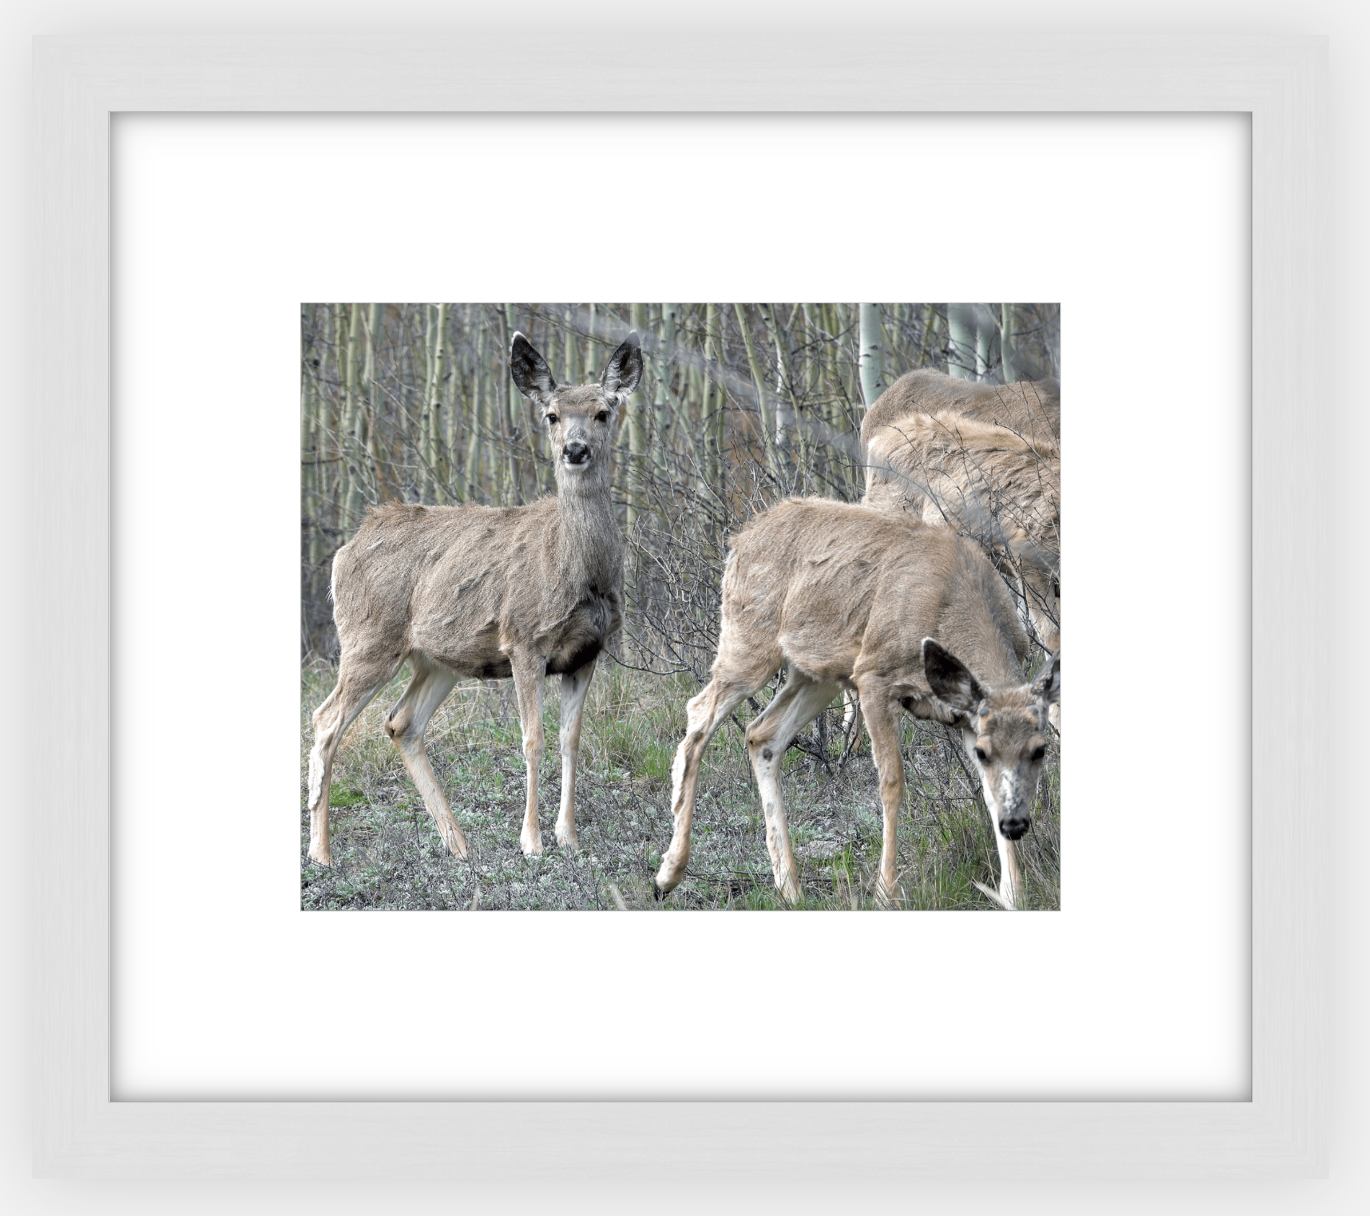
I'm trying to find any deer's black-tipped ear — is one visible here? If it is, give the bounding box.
[922,637,985,715]
[509,331,557,405]
[601,331,643,396]
[1031,651,1060,705]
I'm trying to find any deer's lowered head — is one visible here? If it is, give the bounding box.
[922,638,1060,842]
[509,330,643,494]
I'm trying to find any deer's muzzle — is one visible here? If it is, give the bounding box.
[999,813,1030,840]
[563,441,591,465]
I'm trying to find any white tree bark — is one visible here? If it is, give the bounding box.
[858,302,885,410]
[975,303,997,381]
[1000,301,1016,383]
[946,302,976,379]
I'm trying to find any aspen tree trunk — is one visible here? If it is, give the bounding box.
[947,302,976,379]
[1000,302,1017,383]
[394,315,413,500]
[832,301,854,405]
[655,303,677,473]
[502,304,521,503]
[858,302,885,412]
[442,308,460,498]
[761,304,806,489]
[301,308,321,568]
[342,303,363,526]
[420,306,434,499]
[465,313,485,497]
[563,304,579,384]
[626,302,647,526]
[425,303,448,501]
[920,303,939,365]
[363,301,394,501]
[701,301,722,490]
[975,304,998,382]
[734,302,783,488]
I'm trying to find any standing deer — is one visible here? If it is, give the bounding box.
[306,330,643,866]
[654,498,1059,909]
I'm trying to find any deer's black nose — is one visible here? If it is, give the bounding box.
[563,442,590,465]
[1000,815,1030,841]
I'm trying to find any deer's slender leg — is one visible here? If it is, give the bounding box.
[509,651,547,857]
[555,654,597,849]
[383,653,465,858]
[745,674,840,904]
[655,661,775,897]
[307,653,401,866]
[857,680,907,905]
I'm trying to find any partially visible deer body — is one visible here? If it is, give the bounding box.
[861,369,1061,652]
[306,331,643,866]
[654,498,1059,909]
[863,408,1061,651]
[862,367,1060,449]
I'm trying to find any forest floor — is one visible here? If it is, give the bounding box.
[299,659,1060,912]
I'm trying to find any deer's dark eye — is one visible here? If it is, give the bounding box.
[545,413,558,425]
[973,746,988,763]
[1030,744,1047,763]
[596,410,609,423]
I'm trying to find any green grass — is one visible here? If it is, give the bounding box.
[300,659,1061,912]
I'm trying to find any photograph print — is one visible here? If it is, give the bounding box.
[300,303,1060,911]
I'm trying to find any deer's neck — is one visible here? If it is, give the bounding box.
[553,467,621,584]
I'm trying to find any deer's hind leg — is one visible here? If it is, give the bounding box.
[555,654,597,849]
[307,652,401,866]
[745,673,841,904]
[384,652,466,859]
[655,648,779,898]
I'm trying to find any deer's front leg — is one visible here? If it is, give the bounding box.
[555,654,597,848]
[858,683,906,906]
[509,652,547,857]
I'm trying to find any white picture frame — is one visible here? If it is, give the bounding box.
[32,33,1326,1178]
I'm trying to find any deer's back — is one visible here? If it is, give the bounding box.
[862,369,1060,448]
[720,498,1027,691]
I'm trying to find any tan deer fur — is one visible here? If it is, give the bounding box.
[863,407,1061,651]
[654,497,1060,909]
[862,367,1060,447]
[306,331,642,866]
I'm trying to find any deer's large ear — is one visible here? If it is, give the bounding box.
[509,332,557,406]
[601,331,643,397]
[922,638,985,716]
[1031,651,1060,705]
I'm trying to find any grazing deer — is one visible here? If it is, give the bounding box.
[654,498,1059,909]
[856,368,1061,745]
[306,330,643,866]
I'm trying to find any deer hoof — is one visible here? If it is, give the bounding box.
[652,881,666,902]
[520,834,543,858]
[555,826,578,850]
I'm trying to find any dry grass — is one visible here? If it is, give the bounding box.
[300,658,1060,912]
